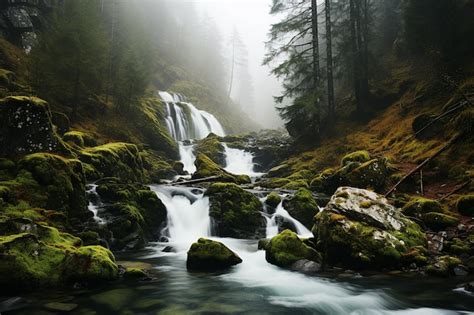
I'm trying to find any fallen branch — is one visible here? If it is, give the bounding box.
[385,134,463,197]
[439,180,471,201]
[172,176,221,186]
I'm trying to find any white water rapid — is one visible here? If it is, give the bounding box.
[86,184,105,224]
[223,143,263,177]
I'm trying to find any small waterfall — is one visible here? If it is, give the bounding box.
[223,143,263,177]
[86,184,105,224]
[159,91,226,173]
[264,201,312,239]
[150,185,211,252]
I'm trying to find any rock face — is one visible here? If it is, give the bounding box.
[205,183,265,239]
[265,230,321,268]
[283,188,319,229]
[195,133,225,166]
[313,187,426,269]
[0,96,69,156]
[187,238,242,271]
[0,223,118,294]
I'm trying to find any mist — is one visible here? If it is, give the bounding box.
[189,0,284,129]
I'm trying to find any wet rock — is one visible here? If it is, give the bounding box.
[265,192,282,209]
[429,232,447,252]
[291,259,321,273]
[314,187,427,269]
[422,212,460,231]
[43,302,78,312]
[283,188,319,229]
[453,266,469,277]
[195,133,225,166]
[187,238,242,271]
[0,96,70,156]
[205,182,265,239]
[426,256,462,277]
[265,230,321,268]
[192,153,250,184]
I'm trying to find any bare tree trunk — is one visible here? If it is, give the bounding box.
[360,0,370,107]
[311,0,321,129]
[350,0,361,114]
[325,0,335,120]
[228,34,236,99]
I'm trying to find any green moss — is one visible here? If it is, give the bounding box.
[421,212,459,230]
[193,153,250,184]
[205,183,264,238]
[426,256,462,277]
[265,230,321,268]
[457,195,474,216]
[283,188,318,229]
[256,177,291,189]
[80,143,144,182]
[265,192,282,208]
[140,149,176,181]
[345,158,391,192]
[402,197,445,217]
[282,179,310,190]
[63,131,97,147]
[448,238,470,255]
[187,238,242,271]
[124,267,148,278]
[341,150,371,166]
[195,134,225,165]
[309,168,335,192]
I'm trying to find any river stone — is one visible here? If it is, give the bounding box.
[313,187,427,269]
[0,96,70,156]
[43,302,78,312]
[291,259,322,273]
[187,238,242,271]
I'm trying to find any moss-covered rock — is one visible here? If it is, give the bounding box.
[341,151,371,166]
[282,179,310,190]
[51,111,70,135]
[205,183,264,238]
[187,238,242,271]
[265,230,321,268]
[80,143,144,182]
[195,134,225,166]
[309,168,335,192]
[193,153,250,184]
[63,131,97,148]
[265,192,282,209]
[345,158,391,191]
[283,188,319,229]
[457,195,474,217]
[447,238,471,255]
[314,187,427,269]
[96,179,167,250]
[0,224,118,293]
[0,96,71,156]
[421,212,459,230]
[402,197,445,217]
[140,149,177,181]
[426,256,463,277]
[256,177,291,189]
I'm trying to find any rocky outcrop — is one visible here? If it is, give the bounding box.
[205,183,265,239]
[192,153,250,184]
[0,96,70,156]
[265,230,321,268]
[187,238,242,271]
[195,133,225,166]
[313,187,426,269]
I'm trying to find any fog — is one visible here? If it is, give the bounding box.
[189,0,284,129]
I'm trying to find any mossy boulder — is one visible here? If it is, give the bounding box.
[314,187,427,269]
[256,177,291,189]
[0,224,118,293]
[345,158,391,191]
[187,238,242,271]
[341,151,371,166]
[195,134,225,166]
[426,256,463,277]
[63,131,97,148]
[265,192,282,209]
[265,230,321,268]
[96,179,167,250]
[2,153,88,216]
[205,183,264,238]
[193,153,250,184]
[457,195,474,217]
[421,212,459,230]
[80,143,144,182]
[310,168,335,192]
[51,111,70,135]
[402,197,445,217]
[0,96,70,156]
[283,188,319,229]
[140,149,177,181]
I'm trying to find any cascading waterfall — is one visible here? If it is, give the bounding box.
[223,144,263,177]
[263,200,312,239]
[86,184,105,224]
[159,91,226,174]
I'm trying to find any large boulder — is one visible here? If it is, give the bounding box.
[283,188,319,229]
[205,183,265,238]
[95,179,167,250]
[0,96,70,156]
[265,229,321,268]
[187,238,242,271]
[0,224,118,294]
[314,187,427,269]
[192,153,250,184]
[79,143,144,182]
[195,134,225,166]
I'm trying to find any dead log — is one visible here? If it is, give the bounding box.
[385,134,462,197]
[439,180,471,201]
[172,176,221,186]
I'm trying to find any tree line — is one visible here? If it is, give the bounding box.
[265,0,474,142]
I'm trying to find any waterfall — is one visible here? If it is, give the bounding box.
[159,91,226,173]
[263,200,312,239]
[223,144,263,177]
[86,184,105,224]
